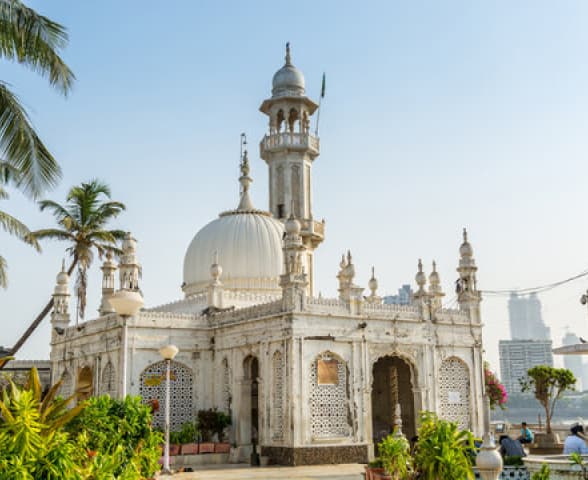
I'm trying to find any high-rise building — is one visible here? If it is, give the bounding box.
[499,339,553,394]
[384,284,413,305]
[508,292,550,340]
[562,331,584,391]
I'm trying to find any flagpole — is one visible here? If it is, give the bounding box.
[315,72,325,136]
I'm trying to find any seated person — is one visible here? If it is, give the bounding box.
[499,435,526,458]
[517,422,533,444]
[563,425,588,455]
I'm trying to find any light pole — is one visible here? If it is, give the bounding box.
[108,289,144,398]
[159,344,179,475]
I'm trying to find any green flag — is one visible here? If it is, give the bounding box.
[321,72,326,98]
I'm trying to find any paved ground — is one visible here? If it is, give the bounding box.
[160,463,365,480]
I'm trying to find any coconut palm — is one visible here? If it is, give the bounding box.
[8,180,125,358]
[0,0,75,284]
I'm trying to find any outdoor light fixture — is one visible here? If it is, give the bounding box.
[159,344,179,475]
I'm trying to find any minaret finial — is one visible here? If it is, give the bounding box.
[285,42,291,65]
[237,133,254,210]
[463,227,468,242]
[61,258,66,272]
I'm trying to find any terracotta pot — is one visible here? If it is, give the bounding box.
[365,467,385,480]
[214,442,231,453]
[199,442,215,454]
[180,443,199,455]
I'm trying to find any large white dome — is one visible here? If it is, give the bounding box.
[182,209,284,297]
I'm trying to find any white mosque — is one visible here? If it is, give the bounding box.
[49,45,486,465]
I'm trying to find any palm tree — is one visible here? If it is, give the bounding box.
[1,0,75,285]
[8,180,125,357]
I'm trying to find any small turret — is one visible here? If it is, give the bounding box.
[413,259,427,299]
[207,252,224,308]
[456,228,481,322]
[119,232,141,291]
[366,267,382,304]
[428,261,445,310]
[99,251,117,315]
[51,261,70,330]
[280,211,308,311]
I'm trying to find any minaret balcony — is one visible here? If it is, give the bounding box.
[260,132,320,159]
[299,218,325,248]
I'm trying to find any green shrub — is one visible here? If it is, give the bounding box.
[0,367,85,479]
[197,408,232,442]
[531,463,550,480]
[378,432,413,479]
[66,395,163,479]
[414,411,475,480]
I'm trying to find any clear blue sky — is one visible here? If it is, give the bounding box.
[3,1,588,375]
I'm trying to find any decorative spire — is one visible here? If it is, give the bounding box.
[285,42,291,65]
[210,250,222,286]
[51,262,71,329]
[237,134,254,211]
[415,258,427,293]
[99,249,117,315]
[367,266,381,304]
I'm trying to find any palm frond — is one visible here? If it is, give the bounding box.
[0,82,61,197]
[0,159,22,184]
[0,207,40,250]
[28,227,72,242]
[0,254,6,288]
[0,0,75,95]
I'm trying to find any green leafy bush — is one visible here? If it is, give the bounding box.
[66,395,163,478]
[414,411,475,480]
[378,432,413,479]
[531,463,550,480]
[197,408,231,442]
[0,367,86,479]
[504,455,524,467]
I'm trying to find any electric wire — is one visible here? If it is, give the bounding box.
[480,268,588,297]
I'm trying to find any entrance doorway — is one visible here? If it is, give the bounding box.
[371,356,416,444]
[242,355,260,444]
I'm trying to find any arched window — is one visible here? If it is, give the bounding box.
[439,357,471,430]
[76,366,93,401]
[139,360,194,430]
[59,369,72,398]
[271,351,284,440]
[101,361,116,397]
[309,352,351,438]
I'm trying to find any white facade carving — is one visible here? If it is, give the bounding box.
[439,357,471,430]
[49,45,487,465]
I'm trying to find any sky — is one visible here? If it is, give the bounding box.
[2,1,588,376]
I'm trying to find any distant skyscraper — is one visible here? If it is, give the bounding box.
[562,331,584,391]
[384,284,413,305]
[508,292,550,340]
[499,339,553,394]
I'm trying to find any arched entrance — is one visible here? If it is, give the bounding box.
[371,356,416,444]
[238,355,260,446]
[76,366,93,402]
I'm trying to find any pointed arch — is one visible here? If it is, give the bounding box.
[439,357,471,430]
[139,360,194,430]
[309,351,351,438]
[100,360,116,397]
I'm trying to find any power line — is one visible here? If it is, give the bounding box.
[481,268,588,297]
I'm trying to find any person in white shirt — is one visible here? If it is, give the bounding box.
[563,425,588,455]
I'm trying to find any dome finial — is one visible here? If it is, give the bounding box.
[463,227,468,243]
[237,133,254,211]
[285,42,291,65]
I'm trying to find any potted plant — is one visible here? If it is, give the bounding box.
[413,412,475,480]
[178,422,199,455]
[520,365,576,447]
[365,458,385,480]
[197,409,217,453]
[168,431,182,456]
[229,441,240,463]
[377,432,413,480]
[213,410,232,453]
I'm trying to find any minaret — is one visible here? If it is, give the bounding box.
[280,213,308,311]
[99,251,117,315]
[119,232,141,291]
[259,43,324,294]
[366,267,382,304]
[51,261,71,330]
[456,228,481,323]
[413,259,427,300]
[428,261,445,311]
